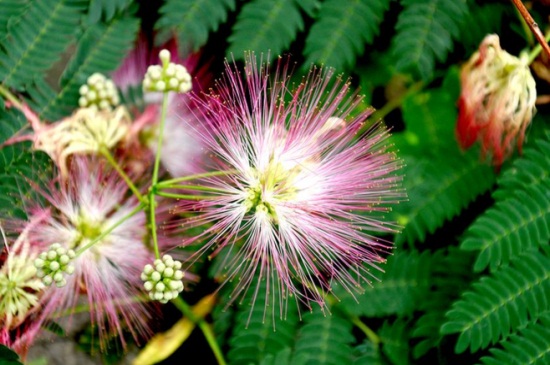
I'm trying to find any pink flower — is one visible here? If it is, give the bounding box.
[457,34,537,167]
[112,34,210,177]
[25,157,175,349]
[0,211,50,358]
[174,55,403,311]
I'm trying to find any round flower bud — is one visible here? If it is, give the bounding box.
[34,243,76,288]
[142,49,193,94]
[78,73,120,110]
[141,255,185,304]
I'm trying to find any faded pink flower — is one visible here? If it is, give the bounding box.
[112,34,210,177]
[174,55,403,311]
[25,157,176,348]
[0,211,50,358]
[457,34,537,167]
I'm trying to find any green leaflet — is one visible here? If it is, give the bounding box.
[156,0,235,55]
[479,312,550,365]
[0,0,88,90]
[392,0,468,80]
[441,250,550,353]
[227,0,304,62]
[33,15,140,120]
[303,0,390,71]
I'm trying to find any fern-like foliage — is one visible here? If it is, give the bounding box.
[0,0,88,90]
[441,250,550,353]
[493,131,550,202]
[379,319,412,365]
[87,0,132,23]
[0,0,28,41]
[460,183,550,273]
[29,16,140,120]
[411,248,475,358]
[303,0,390,71]
[479,312,550,365]
[460,131,550,272]
[226,0,306,61]
[0,108,51,219]
[156,0,235,55]
[337,250,435,317]
[390,74,495,245]
[292,309,354,365]
[457,1,507,54]
[352,340,383,365]
[392,0,468,80]
[227,278,300,365]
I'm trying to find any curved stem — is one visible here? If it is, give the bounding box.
[171,296,226,365]
[101,147,145,203]
[0,84,23,109]
[359,81,423,136]
[350,315,380,345]
[75,203,144,256]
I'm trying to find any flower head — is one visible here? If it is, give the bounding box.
[0,211,50,356]
[175,54,403,311]
[457,34,537,166]
[26,158,173,348]
[34,106,131,177]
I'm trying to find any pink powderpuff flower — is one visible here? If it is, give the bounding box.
[173,54,403,312]
[25,157,177,349]
[0,211,50,359]
[457,34,537,167]
[112,34,211,178]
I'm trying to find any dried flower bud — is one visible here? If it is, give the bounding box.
[141,255,184,303]
[34,243,76,288]
[457,34,537,166]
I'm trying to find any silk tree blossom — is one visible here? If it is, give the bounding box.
[457,34,537,166]
[174,55,403,311]
[112,35,209,177]
[0,211,50,357]
[25,158,175,348]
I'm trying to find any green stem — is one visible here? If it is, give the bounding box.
[0,84,23,109]
[359,81,423,135]
[172,296,226,365]
[350,316,380,345]
[156,191,214,200]
[158,184,228,193]
[75,203,143,256]
[148,92,170,259]
[148,190,160,259]
[101,147,145,203]
[156,170,238,188]
[526,31,550,65]
[152,92,169,186]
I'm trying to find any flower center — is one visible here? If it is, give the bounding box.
[242,159,300,222]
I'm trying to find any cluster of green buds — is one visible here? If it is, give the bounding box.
[141,255,184,303]
[34,243,76,288]
[143,49,192,93]
[79,73,120,110]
